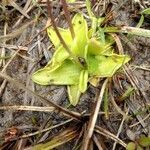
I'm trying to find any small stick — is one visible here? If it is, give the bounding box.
[82,79,108,150]
[112,109,129,150]
[0,105,54,112]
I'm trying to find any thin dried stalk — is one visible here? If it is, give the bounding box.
[92,134,104,150]
[0,48,20,97]
[131,65,150,71]
[23,0,32,11]
[105,26,150,37]
[20,119,73,139]
[0,21,7,67]
[0,44,28,51]
[129,113,150,128]
[82,79,108,150]
[0,80,7,97]
[29,127,79,150]
[94,125,127,148]
[0,105,54,112]
[1,49,20,73]
[8,0,30,18]
[109,86,127,118]
[112,109,129,150]
[2,119,73,144]
[13,4,34,28]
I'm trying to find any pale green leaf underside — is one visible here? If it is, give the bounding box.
[79,70,88,93]
[51,46,70,66]
[47,13,88,59]
[88,54,130,77]
[47,27,72,48]
[67,85,81,106]
[71,13,88,58]
[141,8,150,15]
[32,59,81,85]
[88,38,113,55]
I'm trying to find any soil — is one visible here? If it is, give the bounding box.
[0,0,149,150]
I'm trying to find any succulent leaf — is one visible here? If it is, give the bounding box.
[88,54,130,77]
[67,85,81,106]
[32,59,81,85]
[71,13,88,58]
[79,70,88,93]
[47,28,72,48]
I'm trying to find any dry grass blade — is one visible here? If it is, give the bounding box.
[0,20,35,42]
[112,109,129,150]
[0,105,54,112]
[127,97,148,134]
[29,127,79,150]
[105,26,150,37]
[61,0,75,38]
[23,0,32,11]
[1,49,20,73]
[0,79,7,97]
[82,79,108,150]
[8,0,30,18]
[94,125,127,148]
[0,72,81,120]
[0,48,20,97]
[92,134,104,150]
[0,21,7,67]
[109,33,124,54]
[0,44,28,51]
[21,119,73,139]
[13,3,34,28]
[131,65,150,71]
[129,113,150,128]
[109,87,127,118]
[121,26,150,37]
[124,65,149,103]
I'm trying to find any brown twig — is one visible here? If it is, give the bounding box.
[20,119,73,139]
[82,79,108,150]
[0,105,54,112]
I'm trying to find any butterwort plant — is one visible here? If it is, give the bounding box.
[32,0,130,106]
